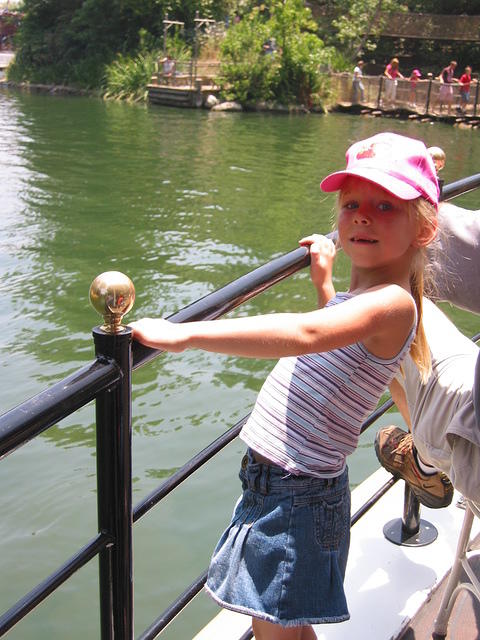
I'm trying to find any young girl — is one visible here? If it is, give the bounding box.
[408,68,421,107]
[130,132,439,640]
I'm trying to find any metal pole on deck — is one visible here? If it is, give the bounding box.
[383,485,438,547]
[90,272,136,640]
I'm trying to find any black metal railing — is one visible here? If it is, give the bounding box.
[0,173,479,639]
[333,72,480,118]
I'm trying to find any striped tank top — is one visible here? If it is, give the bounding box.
[240,292,417,478]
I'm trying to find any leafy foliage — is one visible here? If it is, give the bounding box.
[8,0,228,87]
[326,0,408,58]
[219,0,334,106]
[8,0,480,97]
[405,0,480,12]
[103,51,157,101]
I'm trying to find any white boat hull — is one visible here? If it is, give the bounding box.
[194,467,477,639]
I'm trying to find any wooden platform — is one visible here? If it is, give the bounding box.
[147,83,220,108]
[398,553,480,640]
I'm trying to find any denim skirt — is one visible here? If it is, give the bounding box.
[205,450,351,627]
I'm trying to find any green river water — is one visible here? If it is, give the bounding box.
[1,89,479,639]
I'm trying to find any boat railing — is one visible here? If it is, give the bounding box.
[1,174,479,639]
[331,72,480,118]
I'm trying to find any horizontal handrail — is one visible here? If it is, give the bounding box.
[133,414,249,522]
[138,570,208,640]
[0,531,113,637]
[1,170,475,456]
[132,395,398,635]
[1,172,478,640]
[132,244,314,370]
[136,475,399,638]
[132,173,477,372]
[0,358,120,460]
[442,174,480,200]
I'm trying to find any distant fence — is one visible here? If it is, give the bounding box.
[331,72,480,118]
[154,59,221,88]
[378,12,480,42]
[311,10,480,42]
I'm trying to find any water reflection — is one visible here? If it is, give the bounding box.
[1,90,479,639]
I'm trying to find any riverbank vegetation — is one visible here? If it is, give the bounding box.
[218,0,335,107]
[7,0,480,106]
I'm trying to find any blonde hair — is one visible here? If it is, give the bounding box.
[332,191,437,384]
[406,197,438,383]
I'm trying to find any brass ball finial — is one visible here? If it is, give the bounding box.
[89,271,135,334]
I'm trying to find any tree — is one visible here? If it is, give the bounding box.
[326,0,408,59]
[9,0,230,86]
[220,0,334,106]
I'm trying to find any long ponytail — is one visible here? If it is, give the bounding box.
[408,198,438,383]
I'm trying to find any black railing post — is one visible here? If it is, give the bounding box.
[89,271,136,640]
[94,326,134,640]
[425,78,433,114]
[376,75,384,109]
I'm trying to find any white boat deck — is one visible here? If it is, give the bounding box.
[194,468,479,639]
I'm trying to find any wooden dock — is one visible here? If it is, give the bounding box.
[148,60,221,108]
[334,101,480,128]
[147,82,220,108]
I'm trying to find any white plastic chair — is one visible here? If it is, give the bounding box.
[433,351,480,638]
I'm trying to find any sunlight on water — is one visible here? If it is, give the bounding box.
[0,90,479,639]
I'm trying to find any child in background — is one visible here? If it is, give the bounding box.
[458,65,473,114]
[409,68,421,107]
[130,132,439,640]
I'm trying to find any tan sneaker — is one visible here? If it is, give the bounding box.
[374,426,453,509]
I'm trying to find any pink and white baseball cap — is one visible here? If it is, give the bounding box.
[320,132,439,208]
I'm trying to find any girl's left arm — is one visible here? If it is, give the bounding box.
[130,284,415,359]
[299,234,336,307]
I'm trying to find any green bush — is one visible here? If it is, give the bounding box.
[219,0,334,107]
[103,51,157,101]
[219,19,277,103]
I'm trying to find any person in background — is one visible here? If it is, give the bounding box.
[352,60,365,103]
[262,37,277,55]
[376,299,479,508]
[408,68,422,108]
[458,65,473,114]
[130,132,439,640]
[375,149,480,509]
[159,54,175,84]
[383,57,404,106]
[437,60,459,115]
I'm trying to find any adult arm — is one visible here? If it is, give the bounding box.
[389,378,412,430]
